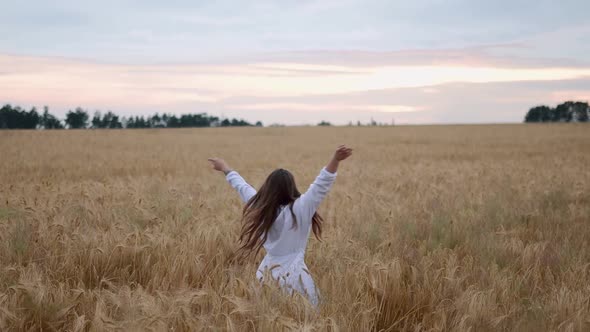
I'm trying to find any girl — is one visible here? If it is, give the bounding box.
[208,145,353,306]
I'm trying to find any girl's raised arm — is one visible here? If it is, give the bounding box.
[295,145,353,218]
[208,157,257,203]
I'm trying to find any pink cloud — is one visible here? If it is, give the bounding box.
[1,51,589,124]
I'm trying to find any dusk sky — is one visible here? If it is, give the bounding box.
[1,0,589,125]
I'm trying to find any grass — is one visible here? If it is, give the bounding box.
[0,124,589,331]
[0,207,19,220]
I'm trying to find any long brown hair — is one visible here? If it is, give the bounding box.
[237,168,323,259]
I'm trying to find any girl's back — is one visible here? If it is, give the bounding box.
[262,168,338,256]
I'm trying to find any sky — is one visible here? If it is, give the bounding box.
[1,0,589,125]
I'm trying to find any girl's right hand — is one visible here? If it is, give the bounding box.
[333,145,353,161]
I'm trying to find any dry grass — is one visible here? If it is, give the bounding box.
[1,124,589,331]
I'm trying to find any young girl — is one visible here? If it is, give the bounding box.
[208,145,353,306]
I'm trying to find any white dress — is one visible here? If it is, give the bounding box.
[226,167,337,306]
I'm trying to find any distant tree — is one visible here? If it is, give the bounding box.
[1,103,266,130]
[0,104,14,128]
[572,101,589,122]
[318,121,331,126]
[525,105,553,123]
[145,116,153,128]
[41,106,64,129]
[179,113,211,127]
[200,114,213,127]
[99,111,122,128]
[0,104,39,129]
[167,115,179,128]
[91,111,102,128]
[209,116,220,127]
[179,114,191,127]
[227,118,251,126]
[357,120,362,126]
[112,115,123,128]
[25,107,40,129]
[151,113,165,127]
[65,107,89,129]
[553,102,573,122]
[100,112,110,128]
[44,115,63,129]
[552,104,565,122]
[524,101,590,123]
[125,117,135,128]
[140,116,149,128]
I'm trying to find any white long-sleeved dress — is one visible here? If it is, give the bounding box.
[226,167,337,306]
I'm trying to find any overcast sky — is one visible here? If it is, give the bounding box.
[1,0,589,124]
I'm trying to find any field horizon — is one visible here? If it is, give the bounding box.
[1,123,589,331]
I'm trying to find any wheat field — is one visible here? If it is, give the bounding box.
[0,124,589,331]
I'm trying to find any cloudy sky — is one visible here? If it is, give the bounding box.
[1,0,589,125]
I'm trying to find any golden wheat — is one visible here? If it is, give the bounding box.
[1,124,589,331]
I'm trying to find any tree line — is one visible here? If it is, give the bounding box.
[0,104,263,129]
[525,101,589,123]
